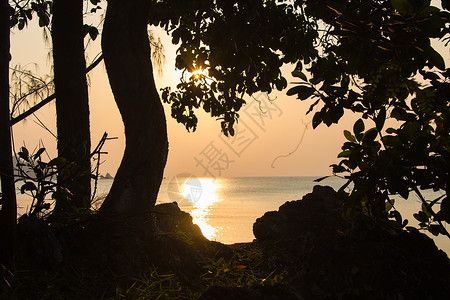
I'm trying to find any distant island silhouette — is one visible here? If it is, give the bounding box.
[99,172,114,179]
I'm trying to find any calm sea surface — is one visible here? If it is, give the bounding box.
[17,176,450,256]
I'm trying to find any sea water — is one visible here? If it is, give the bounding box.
[17,176,450,256]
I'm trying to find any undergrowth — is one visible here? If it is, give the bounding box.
[2,242,283,299]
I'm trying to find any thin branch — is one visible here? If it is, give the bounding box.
[33,113,56,139]
[86,53,104,73]
[411,185,450,238]
[10,54,104,126]
[10,93,56,125]
[271,119,311,168]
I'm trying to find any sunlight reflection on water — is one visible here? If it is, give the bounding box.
[180,178,223,240]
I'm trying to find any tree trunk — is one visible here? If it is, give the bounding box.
[0,0,17,270]
[100,0,168,220]
[52,0,91,212]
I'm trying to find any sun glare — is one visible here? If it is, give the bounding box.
[190,68,207,80]
[180,178,222,240]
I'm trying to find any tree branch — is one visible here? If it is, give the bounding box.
[10,54,104,126]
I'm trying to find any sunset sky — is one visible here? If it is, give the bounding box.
[10,16,361,179]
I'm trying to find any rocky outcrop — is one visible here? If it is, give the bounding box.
[153,201,206,241]
[253,185,346,242]
[252,185,450,299]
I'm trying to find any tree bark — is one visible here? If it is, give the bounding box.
[0,0,17,269]
[52,0,91,212]
[100,0,168,220]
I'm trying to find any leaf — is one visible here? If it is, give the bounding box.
[233,265,247,269]
[403,121,421,140]
[19,147,29,162]
[440,197,450,223]
[391,107,409,121]
[382,135,401,148]
[341,75,350,90]
[48,157,67,167]
[391,210,403,225]
[428,224,446,236]
[33,148,46,160]
[38,14,50,27]
[344,130,357,143]
[20,181,37,194]
[312,112,322,128]
[18,20,25,30]
[417,5,440,17]
[291,70,307,81]
[422,202,433,218]
[275,77,288,91]
[338,150,352,158]
[287,85,315,100]
[406,226,419,232]
[402,219,408,227]
[413,211,429,223]
[88,26,99,40]
[314,176,330,182]
[332,164,347,173]
[362,128,378,144]
[385,199,395,212]
[286,85,301,96]
[423,45,446,70]
[353,119,365,141]
[25,9,33,20]
[329,105,344,123]
[375,108,386,131]
[386,127,396,134]
[391,0,415,15]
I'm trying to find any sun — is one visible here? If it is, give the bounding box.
[190,67,207,80]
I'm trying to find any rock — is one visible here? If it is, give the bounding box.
[252,185,450,299]
[253,185,345,241]
[153,202,206,241]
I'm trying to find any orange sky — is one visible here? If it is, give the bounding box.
[10,19,358,179]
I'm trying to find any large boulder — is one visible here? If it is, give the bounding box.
[252,185,450,299]
[153,201,206,241]
[253,185,345,241]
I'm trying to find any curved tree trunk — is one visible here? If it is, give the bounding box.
[0,0,17,270]
[100,0,169,220]
[52,0,91,212]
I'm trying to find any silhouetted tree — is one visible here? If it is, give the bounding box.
[100,0,316,219]
[0,0,16,270]
[100,0,168,219]
[52,0,91,213]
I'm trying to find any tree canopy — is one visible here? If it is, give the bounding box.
[287,0,450,236]
[148,0,450,237]
[153,0,318,135]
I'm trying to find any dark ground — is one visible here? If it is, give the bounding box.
[4,185,450,299]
